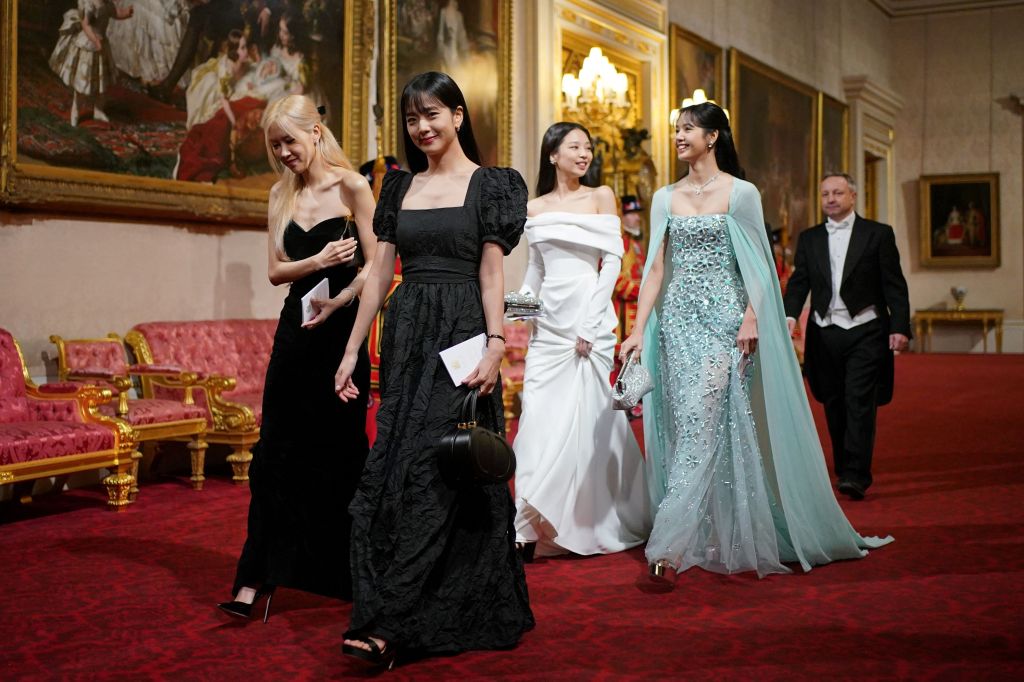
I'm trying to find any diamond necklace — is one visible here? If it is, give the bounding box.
[685,171,721,197]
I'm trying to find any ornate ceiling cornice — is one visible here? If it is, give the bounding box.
[870,0,1024,17]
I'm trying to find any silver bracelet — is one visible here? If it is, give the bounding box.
[340,287,356,306]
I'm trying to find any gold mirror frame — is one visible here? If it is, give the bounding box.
[0,0,374,225]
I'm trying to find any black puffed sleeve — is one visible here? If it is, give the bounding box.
[476,167,527,255]
[372,169,410,244]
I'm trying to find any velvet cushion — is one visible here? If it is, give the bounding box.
[0,421,115,465]
[0,329,30,423]
[64,340,129,374]
[99,399,206,426]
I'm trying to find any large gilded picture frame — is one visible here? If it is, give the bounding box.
[1,0,373,225]
[381,0,513,168]
[668,24,723,183]
[919,173,999,268]
[817,92,849,221]
[729,49,818,251]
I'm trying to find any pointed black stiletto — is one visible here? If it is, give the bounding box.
[342,636,397,671]
[217,586,275,623]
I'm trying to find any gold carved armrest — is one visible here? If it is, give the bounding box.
[202,375,257,432]
[127,366,201,407]
[64,370,134,416]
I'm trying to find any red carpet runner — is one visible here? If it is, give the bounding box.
[1,354,1022,679]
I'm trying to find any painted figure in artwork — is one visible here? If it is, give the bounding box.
[49,0,135,126]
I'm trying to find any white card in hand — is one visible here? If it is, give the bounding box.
[301,277,331,325]
[439,333,487,386]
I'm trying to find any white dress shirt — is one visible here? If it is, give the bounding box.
[814,212,877,329]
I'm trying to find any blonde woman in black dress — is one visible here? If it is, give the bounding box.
[218,94,377,619]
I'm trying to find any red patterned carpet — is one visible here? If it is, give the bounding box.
[2,354,1022,680]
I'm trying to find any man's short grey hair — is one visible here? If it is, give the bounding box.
[821,172,857,192]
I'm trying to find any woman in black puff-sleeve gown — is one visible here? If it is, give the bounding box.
[334,72,533,667]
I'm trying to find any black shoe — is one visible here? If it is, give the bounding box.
[838,480,866,501]
[515,541,536,564]
[217,586,275,623]
[342,636,397,670]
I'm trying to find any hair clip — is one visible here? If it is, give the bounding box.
[317,105,326,115]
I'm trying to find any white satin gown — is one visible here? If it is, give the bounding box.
[513,212,651,556]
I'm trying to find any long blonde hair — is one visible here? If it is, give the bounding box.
[263,95,354,257]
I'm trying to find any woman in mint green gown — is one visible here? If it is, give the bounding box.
[619,102,892,580]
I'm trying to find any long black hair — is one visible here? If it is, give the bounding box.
[534,122,593,196]
[680,102,745,180]
[400,72,481,173]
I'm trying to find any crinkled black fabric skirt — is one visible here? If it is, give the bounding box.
[346,280,534,654]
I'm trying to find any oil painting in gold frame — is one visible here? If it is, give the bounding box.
[919,173,999,268]
[729,49,818,250]
[381,0,512,169]
[0,0,373,225]
[668,25,723,183]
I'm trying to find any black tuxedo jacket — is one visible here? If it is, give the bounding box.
[783,215,911,405]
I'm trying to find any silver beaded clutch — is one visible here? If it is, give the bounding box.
[504,291,544,319]
[611,351,654,410]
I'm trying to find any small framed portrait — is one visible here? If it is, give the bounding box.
[919,173,1000,268]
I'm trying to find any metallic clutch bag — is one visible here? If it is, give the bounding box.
[504,291,544,319]
[611,351,654,410]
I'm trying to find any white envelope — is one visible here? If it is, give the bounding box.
[301,277,331,324]
[439,333,487,386]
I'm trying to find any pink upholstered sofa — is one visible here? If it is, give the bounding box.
[50,333,208,495]
[0,328,137,510]
[124,320,276,484]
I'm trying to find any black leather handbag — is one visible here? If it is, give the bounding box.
[438,389,516,485]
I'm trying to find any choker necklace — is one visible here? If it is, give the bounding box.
[685,171,721,197]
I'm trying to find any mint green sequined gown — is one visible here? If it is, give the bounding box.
[641,179,893,578]
[648,214,788,576]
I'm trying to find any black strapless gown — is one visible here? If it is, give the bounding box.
[346,167,534,655]
[232,217,370,600]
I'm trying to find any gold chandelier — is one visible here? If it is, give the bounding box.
[561,47,631,124]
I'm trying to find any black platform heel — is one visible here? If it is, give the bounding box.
[515,541,536,564]
[342,636,397,671]
[217,586,275,623]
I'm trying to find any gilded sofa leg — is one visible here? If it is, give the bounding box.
[103,466,135,511]
[188,436,208,491]
[226,445,253,485]
[129,448,143,502]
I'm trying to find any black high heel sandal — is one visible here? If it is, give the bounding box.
[342,636,397,671]
[217,586,275,623]
[516,541,536,564]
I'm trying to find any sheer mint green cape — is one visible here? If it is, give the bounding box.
[640,178,893,571]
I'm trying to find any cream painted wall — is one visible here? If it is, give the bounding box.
[0,212,285,378]
[892,7,1024,352]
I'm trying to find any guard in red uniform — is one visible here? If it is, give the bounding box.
[614,194,645,343]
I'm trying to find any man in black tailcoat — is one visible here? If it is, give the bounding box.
[783,172,911,500]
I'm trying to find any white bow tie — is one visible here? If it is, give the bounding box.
[826,218,852,234]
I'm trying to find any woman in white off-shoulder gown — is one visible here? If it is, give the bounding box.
[513,123,650,559]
